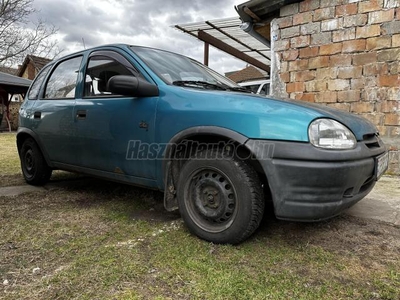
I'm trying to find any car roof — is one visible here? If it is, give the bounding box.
[52,44,196,63]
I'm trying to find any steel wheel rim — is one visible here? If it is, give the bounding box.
[23,149,35,177]
[184,167,238,233]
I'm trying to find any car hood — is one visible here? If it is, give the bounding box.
[161,87,377,142]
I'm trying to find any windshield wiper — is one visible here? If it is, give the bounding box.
[172,80,253,94]
[172,80,226,90]
[224,86,252,93]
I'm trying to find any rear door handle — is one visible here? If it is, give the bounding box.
[76,110,87,120]
[33,111,41,119]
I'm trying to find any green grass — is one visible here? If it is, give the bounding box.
[1,133,399,299]
[0,133,20,175]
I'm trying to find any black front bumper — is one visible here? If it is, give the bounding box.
[245,137,386,221]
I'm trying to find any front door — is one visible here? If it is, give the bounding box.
[74,50,158,179]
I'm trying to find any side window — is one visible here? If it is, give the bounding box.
[84,56,135,97]
[247,84,260,94]
[44,56,82,99]
[28,64,52,100]
[259,83,270,96]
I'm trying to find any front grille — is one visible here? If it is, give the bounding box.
[363,133,380,149]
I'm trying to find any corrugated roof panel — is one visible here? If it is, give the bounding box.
[175,17,271,68]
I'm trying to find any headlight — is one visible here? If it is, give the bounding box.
[308,119,356,149]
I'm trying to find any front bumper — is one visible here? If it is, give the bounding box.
[245,137,386,221]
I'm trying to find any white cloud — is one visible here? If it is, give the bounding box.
[32,0,247,74]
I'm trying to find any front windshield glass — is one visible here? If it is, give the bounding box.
[130,46,240,88]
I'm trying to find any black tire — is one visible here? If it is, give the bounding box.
[20,138,52,185]
[177,149,264,244]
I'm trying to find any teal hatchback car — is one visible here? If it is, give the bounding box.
[18,44,388,244]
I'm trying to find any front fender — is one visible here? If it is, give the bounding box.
[162,126,249,211]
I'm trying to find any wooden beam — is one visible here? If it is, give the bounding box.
[243,6,262,22]
[197,30,270,72]
[204,42,209,66]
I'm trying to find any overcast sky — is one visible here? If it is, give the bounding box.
[31,0,247,74]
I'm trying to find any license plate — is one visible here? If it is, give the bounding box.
[375,151,389,180]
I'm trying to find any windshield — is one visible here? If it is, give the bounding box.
[130,46,240,88]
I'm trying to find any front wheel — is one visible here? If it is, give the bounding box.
[20,138,52,185]
[177,149,264,244]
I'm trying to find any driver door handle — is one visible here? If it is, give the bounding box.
[33,111,41,119]
[76,110,87,120]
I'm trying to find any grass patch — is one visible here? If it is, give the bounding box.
[0,133,20,175]
[1,182,399,299]
[1,133,399,299]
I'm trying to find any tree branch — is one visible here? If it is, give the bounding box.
[0,0,61,67]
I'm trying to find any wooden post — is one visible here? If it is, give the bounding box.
[204,42,209,66]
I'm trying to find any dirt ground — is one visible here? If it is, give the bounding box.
[1,176,399,299]
[3,176,400,254]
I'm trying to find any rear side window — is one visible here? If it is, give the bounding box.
[44,56,82,99]
[28,65,51,100]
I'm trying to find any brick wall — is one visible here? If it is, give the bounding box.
[271,0,400,174]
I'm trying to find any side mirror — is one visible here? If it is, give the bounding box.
[107,75,159,97]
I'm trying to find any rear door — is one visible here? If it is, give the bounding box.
[31,55,83,165]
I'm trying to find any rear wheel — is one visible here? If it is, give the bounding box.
[177,149,264,244]
[20,138,52,185]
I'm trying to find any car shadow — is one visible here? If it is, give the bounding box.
[45,175,181,223]
[43,174,388,250]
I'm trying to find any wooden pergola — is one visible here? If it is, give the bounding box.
[175,17,271,73]
[0,72,31,132]
[174,1,302,73]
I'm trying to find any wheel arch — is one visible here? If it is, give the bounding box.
[16,128,53,167]
[163,126,268,211]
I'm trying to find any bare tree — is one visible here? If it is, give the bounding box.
[0,0,61,67]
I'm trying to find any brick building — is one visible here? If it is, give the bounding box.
[236,0,400,174]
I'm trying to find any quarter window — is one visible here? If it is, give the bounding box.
[44,56,82,99]
[28,64,51,100]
